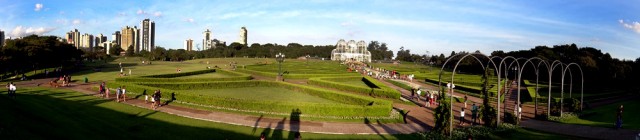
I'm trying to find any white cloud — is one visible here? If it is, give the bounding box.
[153,11,162,17]
[10,26,56,37]
[340,20,355,27]
[137,9,145,15]
[619,19,640,34]
[72,19,81,25]
[34,3,43,11]
[185,18,194,23]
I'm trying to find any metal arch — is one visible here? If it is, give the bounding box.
[500,57,524,121]
[438,52,498,136]
[563,63,585,111]
[518,57,550,116]
[547,60,566,117]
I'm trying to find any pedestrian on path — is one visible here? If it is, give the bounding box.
[410,88,415,100]
[616,105,624,129]
[9,82,17,98]
[121,86,127,102]
[472,103,478,125]
[116,86,121,102]
[460,108,466,125]
[105,87,110,98]
[464,95,468,108]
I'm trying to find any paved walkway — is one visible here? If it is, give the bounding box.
[521,119,640,140]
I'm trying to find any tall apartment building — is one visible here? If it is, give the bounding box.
[239,26,247,45]
[184,39,193,51]
[121,26,140,52]
[66,29,81,48]
[140,19,155,52]
[80,33,94,49]
[112,31,121,46]
[95,34,107,47]
[202,29,213,50]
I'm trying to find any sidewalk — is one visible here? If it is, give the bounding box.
[521,119,640,140]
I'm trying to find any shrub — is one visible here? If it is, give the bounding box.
[115,69,252,83]
[236,68,359,79]
[142,69,217,78]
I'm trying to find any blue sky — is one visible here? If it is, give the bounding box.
[1,0,639,59]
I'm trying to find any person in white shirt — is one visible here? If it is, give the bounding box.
[460,108,466,125]
[9,82,16,98]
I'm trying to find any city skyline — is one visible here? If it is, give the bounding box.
[0,0,639,59]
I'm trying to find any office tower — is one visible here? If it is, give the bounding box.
[202,29,212,50]
[112,31,121,46]
[140,19,155,52]
[184,39,193,51]
[239,27,247,45]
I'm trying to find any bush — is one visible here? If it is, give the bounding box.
[308,76,401,99]
[563,98,581,112]
[503,112,519,125]
[142,69,216,78]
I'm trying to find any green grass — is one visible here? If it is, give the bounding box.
[325,78,373,88]
[0,87,416,139]
[486,128,579,140]
[556,100,640,129]
[72,57,272,82]
[180,87,339,104]
[246,59,349,74]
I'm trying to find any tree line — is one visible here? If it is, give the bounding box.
[0,35,83,79]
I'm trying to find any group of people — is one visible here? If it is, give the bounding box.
[459,97,479,126]
[98,82,163,110]
[5,82,17,98]
[145,90,163,110]
[59,75,72,87]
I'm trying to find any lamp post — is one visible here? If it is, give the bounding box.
[447,82,455,137]
[276,53,285,81]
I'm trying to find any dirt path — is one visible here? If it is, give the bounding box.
[521,119,640,140]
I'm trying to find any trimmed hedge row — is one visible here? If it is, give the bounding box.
[385,79,413,91]
[236,68,359,79]
[142,69,217,78]
[107,80,392,117]
[115,69,252,83]
[308,76,401,99]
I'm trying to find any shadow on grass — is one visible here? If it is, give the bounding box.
[0,89,265,139]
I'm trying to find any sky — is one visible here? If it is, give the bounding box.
[1,0,639,60]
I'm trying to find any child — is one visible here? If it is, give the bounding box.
[460,108,466,125]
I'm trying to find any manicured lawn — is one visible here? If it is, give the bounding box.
[557,100,640,130]
[245,59,350,74]
[325,78,375,89]
[0,87,416,139]
[180,87,339,104]
[72,57,272,82]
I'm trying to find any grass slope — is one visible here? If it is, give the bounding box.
[0,87,416,139]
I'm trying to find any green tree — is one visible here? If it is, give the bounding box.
[480,68,497,127]
[433,87,451,135]
[109,45,123,56]
[125,45,135,56]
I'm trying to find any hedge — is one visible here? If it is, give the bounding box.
[106,80,392,117]
[385,79,413,91]
[307,76,401,99]
[115,69,252,83]
[142,69,217,78]
[236,68,359,79]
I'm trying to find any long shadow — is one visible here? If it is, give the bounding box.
[252,115,263,134]
[272,117,287,140]
[0,89,266,139]
[364,118,388,140]
[288,109,301,139]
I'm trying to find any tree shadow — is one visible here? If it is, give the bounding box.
[0,89,264,139]
[164,92,176,105]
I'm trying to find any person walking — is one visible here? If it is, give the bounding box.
[6,82,10,95]
[121,86,127,102]
[472,103,478,125]
[115,86,122,102]
[99,82,105,97]
[616,105,624,129]
[8,82,16,98]
[460,108,466,125]
[417,88,422,101]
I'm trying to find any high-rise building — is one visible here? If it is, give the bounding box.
[121,26,137,52]
[184,39,193,51]
[112,31,121,46]
[140,19,155,52]
[202,29,213,50]
[67,29,81,48]
[80,33,94,49]
[133,26,140,53]
[95,34,107,47]
[0,30,4,47]
[239,27,247,45]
